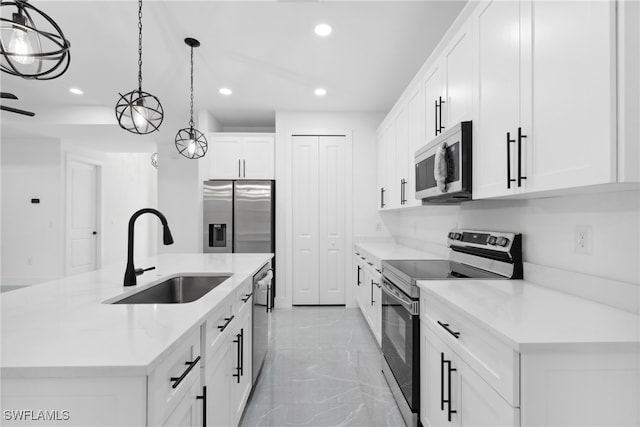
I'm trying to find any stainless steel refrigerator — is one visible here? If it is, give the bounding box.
[203,180,275,253]
[203,180,275,300]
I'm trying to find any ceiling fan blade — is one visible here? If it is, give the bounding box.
[0,104,35,117]
[0,92,19,100]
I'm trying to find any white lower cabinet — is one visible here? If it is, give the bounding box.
[353,248,382,346]
[162,379,203,427]
[420,291,640,426]
[421,324,518,427]
[203,280,253,427]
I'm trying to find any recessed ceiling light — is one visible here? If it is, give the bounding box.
[219,87,232,96]
[69,87,83,95]
[314,24,332,37]
[314,88,327,96]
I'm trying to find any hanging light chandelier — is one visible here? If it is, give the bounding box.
[175,37,207,159]
[0,0,71,80]
[115,0,163,135]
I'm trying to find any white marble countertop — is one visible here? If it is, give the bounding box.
[418,279,640,351]
[0,253,272,378]
[354,241,441,262]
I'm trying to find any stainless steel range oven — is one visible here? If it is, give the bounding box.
[381,229,523,426]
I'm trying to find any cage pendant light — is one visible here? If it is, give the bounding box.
[175,38,207,159]
[0,0,71,80]
[115,0,163,135]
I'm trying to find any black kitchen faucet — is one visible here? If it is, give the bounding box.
[123,208,174,286]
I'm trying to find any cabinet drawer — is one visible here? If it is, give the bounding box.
[421,294,520,406]
[234,279,253,314]
[150,328,201,424]
[203,299,234,364]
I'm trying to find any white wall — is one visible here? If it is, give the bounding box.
[1,138,64,286]
[99,153,158,268]
[382,189,640,287]
[1,138,158,287]
[274,111,388,308]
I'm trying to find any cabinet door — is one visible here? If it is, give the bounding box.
[376,129,387,209]
[395,106,410,207]
[473,0,523,199]
[243,136,275,179]
[406,85,424,207]
[523,0,616,192]
[421,324,455,427]
[163,380,202,427]
[455,353,519,427]
[424,63,445,142]
[444,22,473,128]
[208,136,243,179]
[384,122,397,209]
[205,338,233,427]
[232,305,253,425]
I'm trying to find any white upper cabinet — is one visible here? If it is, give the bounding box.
[473,0,618,199]
[443,21,474,130]
[377,0,635,207]
[207,133,274,180]
[424,63,445,142]
[377,122,397,210]
[395,105,410,207]
[406,85,424,208]
[473,0,524,199]
[523,0,616,192]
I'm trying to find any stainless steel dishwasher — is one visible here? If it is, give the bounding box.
[252,262,273,385]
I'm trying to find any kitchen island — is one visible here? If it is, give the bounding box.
[1,253,272,426]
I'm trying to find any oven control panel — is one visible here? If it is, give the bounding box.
[447,230,519,252]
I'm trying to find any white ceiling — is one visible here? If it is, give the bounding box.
[1,0,466,152]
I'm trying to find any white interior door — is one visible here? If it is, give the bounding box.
[66,158,99,276]
[318,136,346,305]
[292,136,320,305]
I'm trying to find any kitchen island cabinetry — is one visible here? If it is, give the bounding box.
[206,133,274,180]
[418,279,640,427]
[0,254,272,427]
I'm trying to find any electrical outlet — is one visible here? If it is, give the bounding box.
[574,225,593,255]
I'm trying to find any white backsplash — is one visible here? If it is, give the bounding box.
[381,188,640,311]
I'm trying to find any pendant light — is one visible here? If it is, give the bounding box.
[175,37,207,159]
[0,0,70,80]
[115,0,163,135]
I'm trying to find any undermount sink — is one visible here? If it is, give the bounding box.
[112,275,231,304]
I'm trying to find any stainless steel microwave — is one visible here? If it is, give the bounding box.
[415,121,472,203]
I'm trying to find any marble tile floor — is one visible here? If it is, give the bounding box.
[240,307,405,427]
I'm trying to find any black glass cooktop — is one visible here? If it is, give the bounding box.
[383,259,506,283]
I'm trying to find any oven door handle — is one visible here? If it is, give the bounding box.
[381,279,418,315]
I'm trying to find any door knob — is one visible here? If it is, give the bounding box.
[92,231,98,235]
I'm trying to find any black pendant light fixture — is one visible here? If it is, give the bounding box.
[175,37,207,159]
[0,0,70,80]
[115,0,163,135]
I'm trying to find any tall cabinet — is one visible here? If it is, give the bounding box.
[292,135,348,305]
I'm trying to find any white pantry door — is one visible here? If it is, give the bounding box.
[318,136,346,305]
[292,135,347,305]
[292,136,320,305]
[66,158,99,276]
